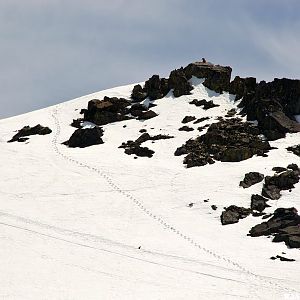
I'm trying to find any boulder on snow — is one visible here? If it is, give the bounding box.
[8,124,52,143]
[239,172,264,188]
[182,116,196,124]
[221,205,251,225]
[189,99,220,110]
[262,168,300,200]
[63,127,104,148]
[250,194,270,212]
[119,132,173,158]
[83,97,132,126]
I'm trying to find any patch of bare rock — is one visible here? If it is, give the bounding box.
[119,132,174,158]
[63,127,104,148]
[8,125,52,143]
[175,118,271,168]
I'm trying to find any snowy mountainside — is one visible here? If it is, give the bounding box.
[0,73,300,300]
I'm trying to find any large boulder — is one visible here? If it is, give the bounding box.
[184,62,232,93]
[64,127,104,148]
[221,205,251,225]
[240,172,264,188]
[8,124,52,142]
[84,97,132,126]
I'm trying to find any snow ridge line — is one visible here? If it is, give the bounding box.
[51,106,297,296]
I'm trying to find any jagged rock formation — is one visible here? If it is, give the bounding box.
[230,76,300,140]
[261,166,300,200]
[131,61,232,102]
[249,207,300,249]
[8,125,52,142]
[82,96,157,126]
[63,127,104,148]
[175,118,271,168]
[250,194,270,212]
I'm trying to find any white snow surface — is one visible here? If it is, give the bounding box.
[0,78,300,299]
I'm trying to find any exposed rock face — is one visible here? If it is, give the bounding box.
[229,76,257,101]
[131,84,147,102]
[175,118,271,168]
[250,194,270,212]
[189,99,220,110]
[287,144,300,157]
[8,125,52,142]
[131,61,232,101]
[168,68,193,97]
[82,96,158,125]
[221,205,251,225]
[240,172,264,188]
[262,167,300,200]
[84,97,132,126]
[184,62,232,93]
[145,75,170,100]
[64,127,104,148]
[249,207,300,249]
[232,76,300,140]
[119,133,173,158]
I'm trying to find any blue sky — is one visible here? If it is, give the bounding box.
[1,0,300,118]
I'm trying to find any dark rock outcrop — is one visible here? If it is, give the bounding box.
[137,110,158,120]
[64,127,104,148]
[184,62,232,93]
[8,125,52,143]
[84,97,132,126]
[168,68,193,97]
[221,205,251,225]
[250,194,270,212]
[193,117,210,124]
[262,167,300,200]
[240,172,264,188]
[287,145,300,157]
[189,99,220,110]
[233,77,300,140]
[119,132,173,158]
[229,76,257,101]
[175,118,271,168]
[182,116,196,124]
[249,207,300,249]
[178,126,194,132]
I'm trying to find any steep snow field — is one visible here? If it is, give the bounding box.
[0,78,300,299]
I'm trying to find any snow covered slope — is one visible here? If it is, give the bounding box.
[0,77,300,300]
